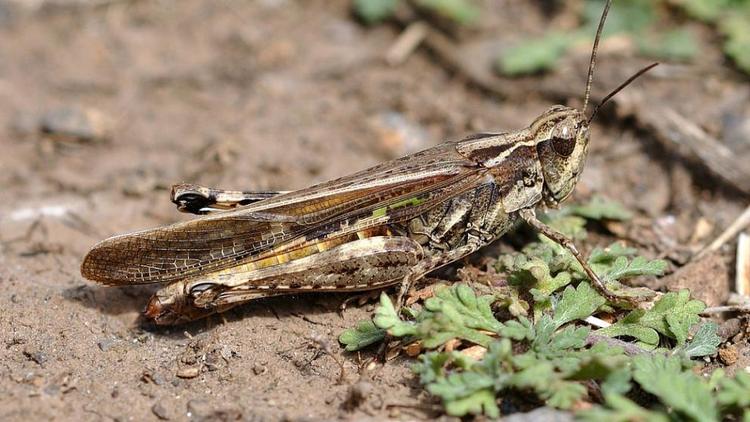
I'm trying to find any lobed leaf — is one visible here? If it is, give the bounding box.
[552,282,606,327]
[597,290,706,348]
[632,354,719,421]
[338,319,386,351]
[496,32,574,76]
[419,284,504,347]
[578,393,670,422]
[682,321,721,358]
[716,371,750,410]
[372,292,418,337]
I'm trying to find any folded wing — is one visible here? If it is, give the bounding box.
[81,142,482,285]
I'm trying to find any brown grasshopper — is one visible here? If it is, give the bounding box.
[81,0,656,325]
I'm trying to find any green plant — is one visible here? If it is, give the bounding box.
[352,0,479,25]
[497,0,701,76]
[339,198,744,419]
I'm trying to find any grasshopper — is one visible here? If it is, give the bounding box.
[81,0,656,325]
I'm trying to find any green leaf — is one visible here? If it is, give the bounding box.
[632,354,719,422]
[353,0,398,24]
[413,350,476,382]
[499,316,534,341]
[568,196,633,221]
[530,315,558,350]
[588,243,637,267]
[720,13,750,74]
[419,284,503,347]
[600,256,668,283]
[442,388,498,418]
[496,32,574,76]
[374,285,503,349]
[682,322,721,358]
[417,0,479,25]
[717,371,750,410]
[416,351,499,418]
[373,293,417,337]
[597,310,661,349]
[552,282,606,327]
[583,0,655,35]
[338,319,386,351]
[504,238,663,307]
[545,381,588,409]
[413,351,450,383]
[524,258,574,301]
[509,360,555,390]
[598,290,706,348]
[673,1,750,75]
[578,393,671,422]
[569,349,629,382]
[423,284,503,333]
[599,368,633,396]
[678,0,733,21]
[547,325,591,353]
[545,215,588,240]
[637,29,698,61]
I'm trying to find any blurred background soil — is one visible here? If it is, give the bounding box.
[0,0,748,420]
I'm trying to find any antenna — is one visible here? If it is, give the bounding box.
[582,0,612,114]
[587,62,659,124]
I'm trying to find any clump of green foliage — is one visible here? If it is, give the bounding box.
[353,0,478,25]
[498,0,700,76]
[352,0,750,76]
[676,0,750,74]
[497,0,750,76]
[339,197,749,419]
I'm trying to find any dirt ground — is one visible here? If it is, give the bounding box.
[0,0,748,421]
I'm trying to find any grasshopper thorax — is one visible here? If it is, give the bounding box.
[532,106,590,207]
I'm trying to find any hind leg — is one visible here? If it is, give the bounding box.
[170,183,288,214]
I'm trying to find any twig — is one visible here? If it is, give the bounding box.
[701,304,750,315]
[584,315,611,329]
[386,21,428,66]
[391,5,750,199]
[736,232,749,297]
[696,204,750,259]
[307,334,347,384]
[385,402,444,413]
[617,92,750,196]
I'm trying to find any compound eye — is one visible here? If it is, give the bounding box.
[551,136,576,157]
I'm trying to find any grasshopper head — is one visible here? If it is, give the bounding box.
[528,0,655,207]
[533,106,590,207]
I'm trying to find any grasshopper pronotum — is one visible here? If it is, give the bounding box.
[82,0,656,324]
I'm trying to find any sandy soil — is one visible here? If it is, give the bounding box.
[0,1,748,421]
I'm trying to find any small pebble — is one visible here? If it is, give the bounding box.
[252,364,266,375]
[187,399,242,420]
[23,348,47,366]
[97,338,117,352]
[151,403,170,420]
[39,106,113,143]
[403,341,422,357]
[718,344,739,366]
[368,111,430,157]
[176,367,200,379]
